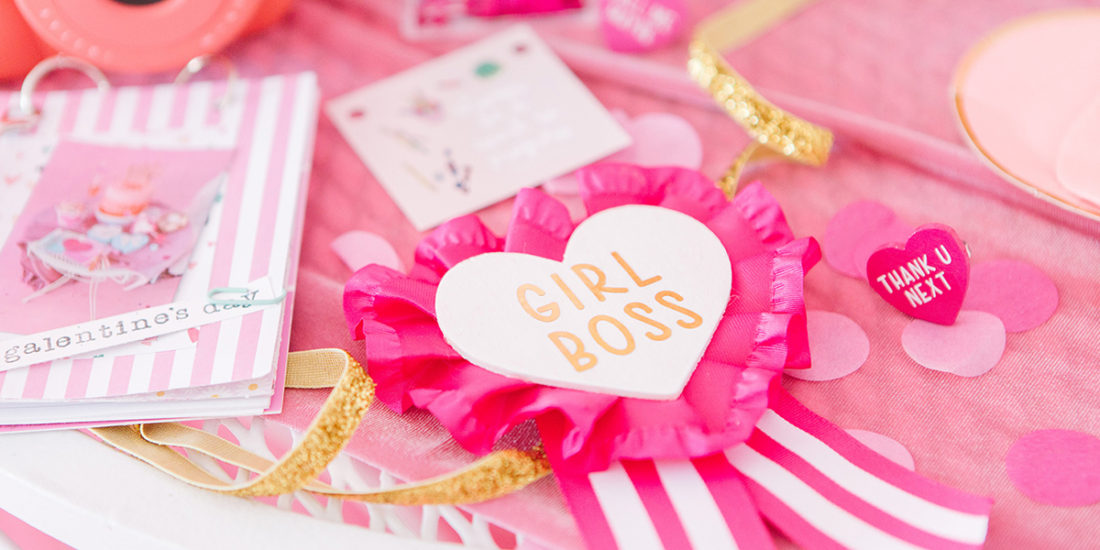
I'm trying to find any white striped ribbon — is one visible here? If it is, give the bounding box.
[548,387,992,550]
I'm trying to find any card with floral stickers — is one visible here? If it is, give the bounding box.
[327,25,631,231]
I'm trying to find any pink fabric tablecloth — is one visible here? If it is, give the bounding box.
[4,1,1099,548]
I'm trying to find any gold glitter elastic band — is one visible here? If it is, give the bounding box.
[92,349,550,504]
[688,0,834,197]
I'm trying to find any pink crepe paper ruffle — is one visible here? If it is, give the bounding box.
[344,164,819,473]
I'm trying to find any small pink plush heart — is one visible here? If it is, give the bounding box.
[63,239,94,253]
[866,224,969,325]
[600,0,687,53]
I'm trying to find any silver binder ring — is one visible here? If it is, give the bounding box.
[174,54,239,110]
[16,55,110,120]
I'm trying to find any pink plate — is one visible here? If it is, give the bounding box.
[953,8,1100,221]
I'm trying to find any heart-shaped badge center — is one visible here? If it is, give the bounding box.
[435,205,731,400]
[866,224,970,325]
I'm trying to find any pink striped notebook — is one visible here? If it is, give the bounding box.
[0,72,319,428]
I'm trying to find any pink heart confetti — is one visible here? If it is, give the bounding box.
[785,310,869,382]
[187,327,200,343]
[846,429,915,471]
[600,0,687,53]
[901,311,1005,377]
[1007,429,1100,507]
[866,224,969,325]
[963,259,1058,332]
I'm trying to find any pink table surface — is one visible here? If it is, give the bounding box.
[3,0,1099,548]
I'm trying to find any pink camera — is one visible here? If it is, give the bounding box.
[0,0,293,79]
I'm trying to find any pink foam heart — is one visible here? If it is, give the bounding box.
[866,224,969,325]
[600,0,687,53]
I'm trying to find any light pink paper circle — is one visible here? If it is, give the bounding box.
[822,201,900,277]
[846,429,915,471]
[954,9,1100,220]
[851,219,915,280]
[963,260,1058,332]
[330,230,405,273]
[542,175,579,195]
[1007,429,1100,507]
[618,113,703,170]
[901,311,1006,377]
[542,112,701,196]
[785,311,869,381]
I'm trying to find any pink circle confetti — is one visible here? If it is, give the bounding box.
[618,113,703,170]
[850,218,915,280]
[330,230,405,273]
[785,310,869,381]
[846,429,915,471]
[543,112,702,196]
[901,311,1006,377]
[1006,429,1100,507]
[963,259,1058,332]
[822,201,901,277]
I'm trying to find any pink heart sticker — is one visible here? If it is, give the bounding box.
[866,224,970,325]
[599,0,687,53]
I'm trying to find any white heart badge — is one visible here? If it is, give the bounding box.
[435,205,731,400]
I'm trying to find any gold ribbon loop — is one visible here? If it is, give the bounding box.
[92,349,550,505]
[688,0,834,197]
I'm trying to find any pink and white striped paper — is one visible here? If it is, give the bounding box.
[0,72,318,422]
[548,386,992,549]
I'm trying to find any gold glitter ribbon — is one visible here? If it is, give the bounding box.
[688,0,834,197]
[91,349,550,504]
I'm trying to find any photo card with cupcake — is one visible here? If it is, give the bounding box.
[0,140,232,332]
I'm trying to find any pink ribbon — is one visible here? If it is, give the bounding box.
[546,384,992,549]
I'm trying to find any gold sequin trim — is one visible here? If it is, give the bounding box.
[687,0,834,197]
[92,349,551,505]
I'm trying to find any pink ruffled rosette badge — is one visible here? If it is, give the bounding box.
[344,164,993,549]
[344,164,817,472]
